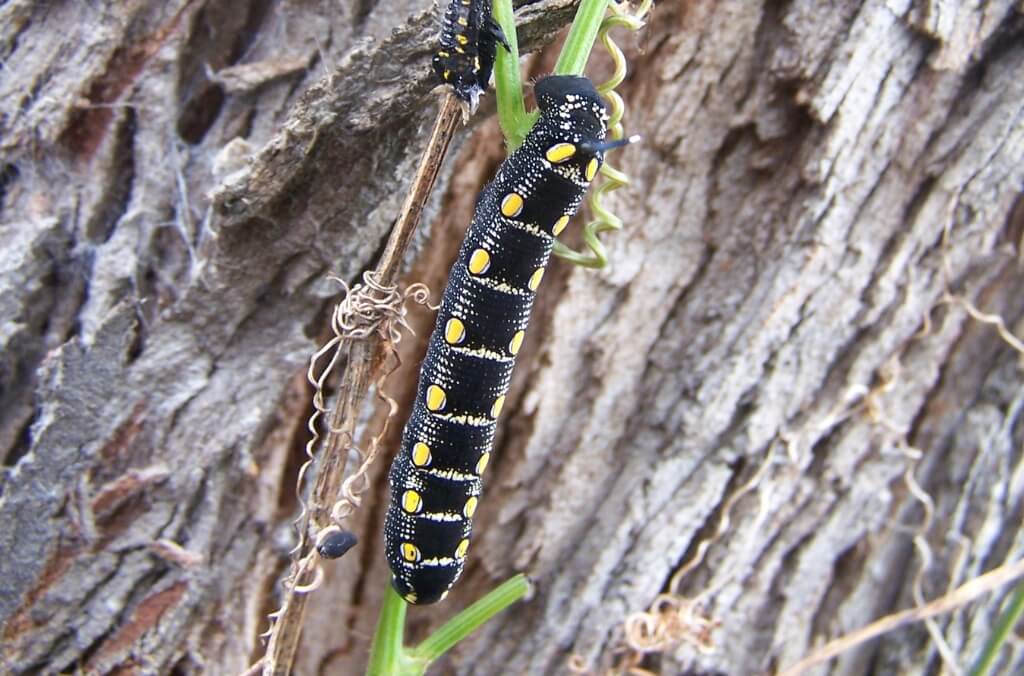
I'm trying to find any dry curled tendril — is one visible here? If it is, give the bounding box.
[285,272,435,598]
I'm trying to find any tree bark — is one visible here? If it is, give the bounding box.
[1,1,1022,675]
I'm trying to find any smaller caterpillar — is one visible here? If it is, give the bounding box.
[432,0,509,110]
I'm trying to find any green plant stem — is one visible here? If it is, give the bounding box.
[410,575,532,664]
[492,0,528,149]
[366,576,531,676]
[367,586,418,676]
[494,0,612,148]
[554,0,612,76]
[970,582,1024,676]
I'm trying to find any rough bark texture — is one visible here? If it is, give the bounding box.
[1,1,1022,675]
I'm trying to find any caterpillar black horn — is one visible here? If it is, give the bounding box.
[579,134,641,155]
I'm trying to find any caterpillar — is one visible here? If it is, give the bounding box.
[432,0,509,110]
[384,75,633,604]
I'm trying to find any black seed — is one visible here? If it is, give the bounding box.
[317,530,358,559]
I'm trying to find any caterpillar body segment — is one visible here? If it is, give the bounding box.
[433,0,509,111]
[384,75,612,604]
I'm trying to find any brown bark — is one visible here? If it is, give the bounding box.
[1,1,1022,675]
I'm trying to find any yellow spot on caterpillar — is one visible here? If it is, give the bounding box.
[401,543,421,562]
[402,490,423,514]
[437,51,450,58]
[455,538,470,558]
[528,267,545,291]
[501,192,524,218]
[586,158,600,181]
[468,248,491,275]
[490,394,505,418]
[457,17,468,26]
[476,452,490,475]
[552,215,570,236]
[405,592,418,603]
[545,143,576,163]
[455,46,465,54]
[457,34,469,45]
[508,330,525,355]
[443,69,451,80]
[463,496,479,518]
[412,442,432,467]
[426,384,447,411]
[445,317,466,344]
[474,56,480,71]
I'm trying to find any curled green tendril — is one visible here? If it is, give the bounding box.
[554,0,652,268]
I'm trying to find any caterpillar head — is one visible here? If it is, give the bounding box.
[534,75,609,142]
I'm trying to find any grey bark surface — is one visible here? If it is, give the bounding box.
[1,1,1022,675]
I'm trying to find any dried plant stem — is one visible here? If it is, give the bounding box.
[779,557,1024,676]
[258,92,462,676]
[375,93,464,283]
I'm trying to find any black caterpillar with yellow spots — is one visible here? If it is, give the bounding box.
[432,0,508,110]
[384,75,631,604]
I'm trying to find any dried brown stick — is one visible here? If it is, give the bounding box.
[308,92,461,535]
[258,92,462,676]
[779,557,1024,676]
